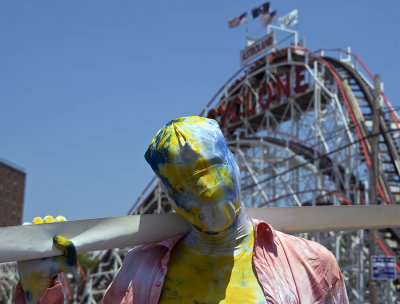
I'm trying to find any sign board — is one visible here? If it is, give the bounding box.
[240,32,274,66]
[371,256,396,280]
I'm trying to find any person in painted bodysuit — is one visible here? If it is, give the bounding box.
[144,116,267,303]
[15,116,349,303]
[104,116,349,303]
[15,216,77,304]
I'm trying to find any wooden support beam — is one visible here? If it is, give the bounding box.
[0,205,399,263]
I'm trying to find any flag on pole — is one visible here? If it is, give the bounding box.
[261,10,277,26]
[228,12,248,29]
[251,2,270,19]
[278,9,298,28]
[246,37,256,46]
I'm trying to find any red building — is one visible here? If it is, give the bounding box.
[0,158,26,227]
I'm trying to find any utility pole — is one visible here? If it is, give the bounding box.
[369,74,381,304]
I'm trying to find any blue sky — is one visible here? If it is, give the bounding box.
[1,1,399,222]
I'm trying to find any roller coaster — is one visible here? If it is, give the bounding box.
[1,30,400,304]
[76,44,400,303]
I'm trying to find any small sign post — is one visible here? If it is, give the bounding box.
[371,256,396,280]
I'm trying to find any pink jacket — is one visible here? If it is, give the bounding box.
[16,220,349,304]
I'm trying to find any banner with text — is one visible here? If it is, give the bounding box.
[240,32,274,66]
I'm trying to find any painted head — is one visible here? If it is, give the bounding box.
[145,116,241,233]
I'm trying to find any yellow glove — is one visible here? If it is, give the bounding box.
[17,215,77,304]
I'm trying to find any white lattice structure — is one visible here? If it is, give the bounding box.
[0,262,18,303]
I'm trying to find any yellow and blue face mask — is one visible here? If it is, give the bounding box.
[145,116,241,233]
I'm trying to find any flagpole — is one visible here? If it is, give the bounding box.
[245,20,249,47]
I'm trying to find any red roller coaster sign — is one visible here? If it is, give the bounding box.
[207,66,309,127]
